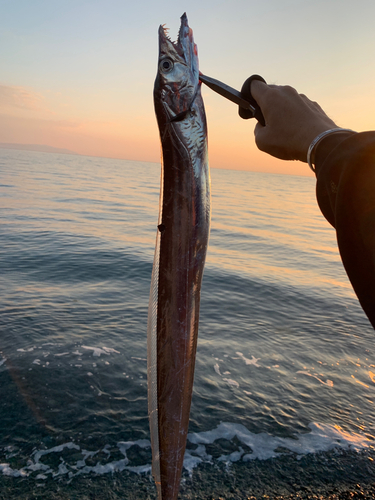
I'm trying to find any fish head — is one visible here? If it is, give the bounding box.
[154,13,200,123]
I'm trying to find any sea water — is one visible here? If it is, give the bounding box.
[0,149,374,498]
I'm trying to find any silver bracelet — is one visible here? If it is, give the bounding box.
[307,128,355,172]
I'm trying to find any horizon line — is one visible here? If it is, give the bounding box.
[0,142,312,178]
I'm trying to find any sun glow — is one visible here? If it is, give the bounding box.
[1,1,374,175]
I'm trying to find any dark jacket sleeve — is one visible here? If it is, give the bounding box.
[314,131,375,329]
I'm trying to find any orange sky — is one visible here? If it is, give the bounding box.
[0,85,298,175]
[1,1,375,177]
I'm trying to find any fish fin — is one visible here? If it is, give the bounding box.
[147,163,164,491]
[147,227,161,486]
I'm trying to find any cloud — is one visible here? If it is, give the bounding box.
[53,119,81,128]
[0,85,43,111]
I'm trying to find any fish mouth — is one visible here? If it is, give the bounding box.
[158,13,199,76]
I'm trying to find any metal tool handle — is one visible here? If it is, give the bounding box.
[238,75,266,126]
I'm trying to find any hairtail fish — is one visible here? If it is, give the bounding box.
[147,13,210,500]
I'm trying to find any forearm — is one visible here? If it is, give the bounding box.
[249,80,375,327]
[314,131,375,328]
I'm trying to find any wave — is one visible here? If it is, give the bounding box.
[1,421,372,480]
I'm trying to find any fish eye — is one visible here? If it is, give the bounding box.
[160,58,174,73]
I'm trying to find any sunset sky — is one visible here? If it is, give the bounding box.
[1,0,375,176]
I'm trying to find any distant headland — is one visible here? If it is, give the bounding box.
[0,143,77,155]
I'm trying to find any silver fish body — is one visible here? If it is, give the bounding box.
[147,13,210,500]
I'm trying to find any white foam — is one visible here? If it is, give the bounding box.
[82,346,120,357]
[0,463,27,477]
[214,363,221,376]
[1,423,372,480]
[183,444,212,476]
[236,352,260,367]
[75,458,129,475]
[188,422,372,462]
[223,378,240,388]
[32,442,80,465]
[0,358,6,367]
[75,440,152,476]
[218,446,245,467]
[126,464,152,474]
[101,347,120,354]
[0,440,152,479]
